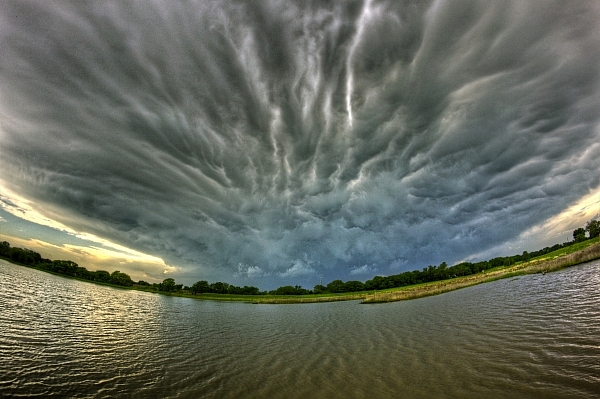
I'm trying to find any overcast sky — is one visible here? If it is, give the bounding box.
[1,0,599,289]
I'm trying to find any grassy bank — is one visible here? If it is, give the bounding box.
[361,238,600,304]
[250,292,368,304]
[245,237,600,304]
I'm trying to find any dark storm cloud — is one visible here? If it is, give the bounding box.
[1,0,599,287]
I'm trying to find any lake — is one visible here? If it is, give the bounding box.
[1,259,599,398]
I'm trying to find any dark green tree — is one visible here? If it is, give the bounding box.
[49,260,79,276]
[210,282,229,294]
[160,278,177,292]
[343,280,365,292]
[270,285,310,295]
[93,270,111,283]
[313,284,327,294]
[190,280,210,294]
[573,227,586,242]
[326,279,345,293]
[436,262,448,279]
[586,220,599,239]
[110,270,134,286]
[240,286,260,295]
[0,241,10,257]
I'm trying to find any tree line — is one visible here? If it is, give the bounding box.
[310,220,600,293]
[308,220,600,293]
[0,241,134,287]
[2,220,598,296]
[139,278,264,295]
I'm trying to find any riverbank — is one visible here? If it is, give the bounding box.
[250,238,600,304]
[361,239,600,303]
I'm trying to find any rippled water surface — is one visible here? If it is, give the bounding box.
[1,259,600,398]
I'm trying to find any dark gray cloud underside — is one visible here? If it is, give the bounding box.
[1,0,599,286]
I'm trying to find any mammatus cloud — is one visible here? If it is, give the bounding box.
[1,0,599,288]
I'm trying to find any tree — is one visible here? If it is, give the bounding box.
[343,280,365,292]
[503,257,515,266]
[110,270,134,286]
[0,241,10,257]
[365,275,393,290]
[271,286,296,295]
[49,260,79,276]
[586,220,600,239]
[190,280,210,294]
[436,262,448,280]
[270,285,310,295]
[326,279,346,293]
[313,284,327,294]
[240,285,260,295]
[210,282,229,294]
[160,278,177,292]
[93,270,111,282]
[573,227,586,242]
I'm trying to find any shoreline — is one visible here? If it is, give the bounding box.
[251,238,600,304]
[3,239,600,305]
[361,240,600,304]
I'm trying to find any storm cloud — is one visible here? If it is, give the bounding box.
[1,0,599,287]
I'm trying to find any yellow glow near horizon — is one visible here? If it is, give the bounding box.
[534,186,600,240]
[442,186,600,264]
[0,184,178,282]
[0,183,171,265]
[0,183,76,234]
[1,235,178,283]
[486,185,600,258]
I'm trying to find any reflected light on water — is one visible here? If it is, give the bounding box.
[1,259,600,398]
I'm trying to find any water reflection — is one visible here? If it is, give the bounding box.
[1,259,599,398]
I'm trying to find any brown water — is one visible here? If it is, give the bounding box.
[1,258,599,398]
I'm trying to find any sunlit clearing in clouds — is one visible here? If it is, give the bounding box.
[0,236,176,283]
